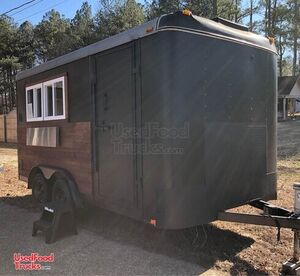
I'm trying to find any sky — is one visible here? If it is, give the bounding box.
[0,0,101,25]
[0,0,258,27]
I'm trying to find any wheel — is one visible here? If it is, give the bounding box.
[31,172,48,204]
[51,177,72,203]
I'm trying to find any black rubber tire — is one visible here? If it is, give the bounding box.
[51,177,72,203]
[31,172,49,204]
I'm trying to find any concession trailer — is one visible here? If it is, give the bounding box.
[16,11,278,230]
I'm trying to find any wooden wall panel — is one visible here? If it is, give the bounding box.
[0,116,4,142]
[0,110,17,143]
[6,110,17,143]
[18,121,93,196]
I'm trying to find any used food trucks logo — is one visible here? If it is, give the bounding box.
[110,122,189,155]
[13,253,54,271]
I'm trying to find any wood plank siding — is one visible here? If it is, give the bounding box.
[18,120,92,196]
[17,57,93,197]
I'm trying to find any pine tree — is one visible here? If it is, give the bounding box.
[95,0,145,39]
[17,21,35,69]
[0,16,20,113]
[71,2,96,49]
[34,10,73,62]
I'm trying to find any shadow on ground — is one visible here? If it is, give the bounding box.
[80,207,266,275]
[0,195,265,274]
[0,142,17,149]
[0,195,39,211]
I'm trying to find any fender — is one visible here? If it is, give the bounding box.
[28,165,84,210]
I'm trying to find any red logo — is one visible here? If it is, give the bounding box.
[13,253,54,271]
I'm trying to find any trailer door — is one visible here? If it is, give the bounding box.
[94,45,137,213]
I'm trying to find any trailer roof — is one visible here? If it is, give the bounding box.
[278,76,300,98]
[16,11,276,81]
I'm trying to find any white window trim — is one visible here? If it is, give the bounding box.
[26,83,43,122]
[25,76,66,122]
[43,77,66,121]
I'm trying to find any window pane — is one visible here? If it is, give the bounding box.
[27,89,34,119]
[36,88,42,117]
[46,85,53,116]
[54,81,63,116]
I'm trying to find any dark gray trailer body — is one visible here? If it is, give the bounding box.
[16,12,277,229]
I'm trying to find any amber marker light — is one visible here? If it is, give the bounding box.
[182,9,192,16]
[268,36,275,45]
[150,219,157,227]
[146,26,154,33]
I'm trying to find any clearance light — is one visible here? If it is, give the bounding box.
[182,9,192,16]
[146,26,154,33]
[268,36,275,45]
[150,219,157,227]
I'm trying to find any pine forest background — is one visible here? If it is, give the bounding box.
[0,0,299,114]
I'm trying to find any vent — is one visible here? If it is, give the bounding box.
[212,17,249,32]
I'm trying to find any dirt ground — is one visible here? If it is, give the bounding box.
[1,120,300,275]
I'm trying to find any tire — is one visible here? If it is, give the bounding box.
[31,172,49,204]
[51,177,72,203]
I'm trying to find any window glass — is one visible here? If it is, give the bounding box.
[36,88,42,117]
[46,85,53,116]
[27,89,34,119]
[54,81,63,116]
[26,87,43,120]
[26,76,66,122]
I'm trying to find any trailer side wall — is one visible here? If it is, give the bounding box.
[17,58,93,196]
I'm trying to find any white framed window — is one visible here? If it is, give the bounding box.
[25,76,66,122]
[44,77,66,120]
[26,84,43,122]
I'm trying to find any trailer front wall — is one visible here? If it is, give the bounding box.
[140,30,277,229]
[17,58,93,196]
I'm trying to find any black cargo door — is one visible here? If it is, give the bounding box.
[94,45,137,212]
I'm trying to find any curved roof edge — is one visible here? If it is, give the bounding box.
[158,12,276,54]
[17,12,277,81]
[16,18,159,81]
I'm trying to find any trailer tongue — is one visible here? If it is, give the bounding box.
[218,183,300,275]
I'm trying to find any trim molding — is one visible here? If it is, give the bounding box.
[158,26,277,55]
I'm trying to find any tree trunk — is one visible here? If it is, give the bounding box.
[292,0,299,76]
[271,0,277,36]
[9,68,13,111]
[267,0,271,36]
[3,70,8,115]
[264,1,268,36]
[279,35,283,76]
[213,0,218,17]
[249,0,253,31]
[234,0,238,22]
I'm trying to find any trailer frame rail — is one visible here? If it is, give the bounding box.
[218,199,298,230]
[218,211,300,229]
[217,193,300,275]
